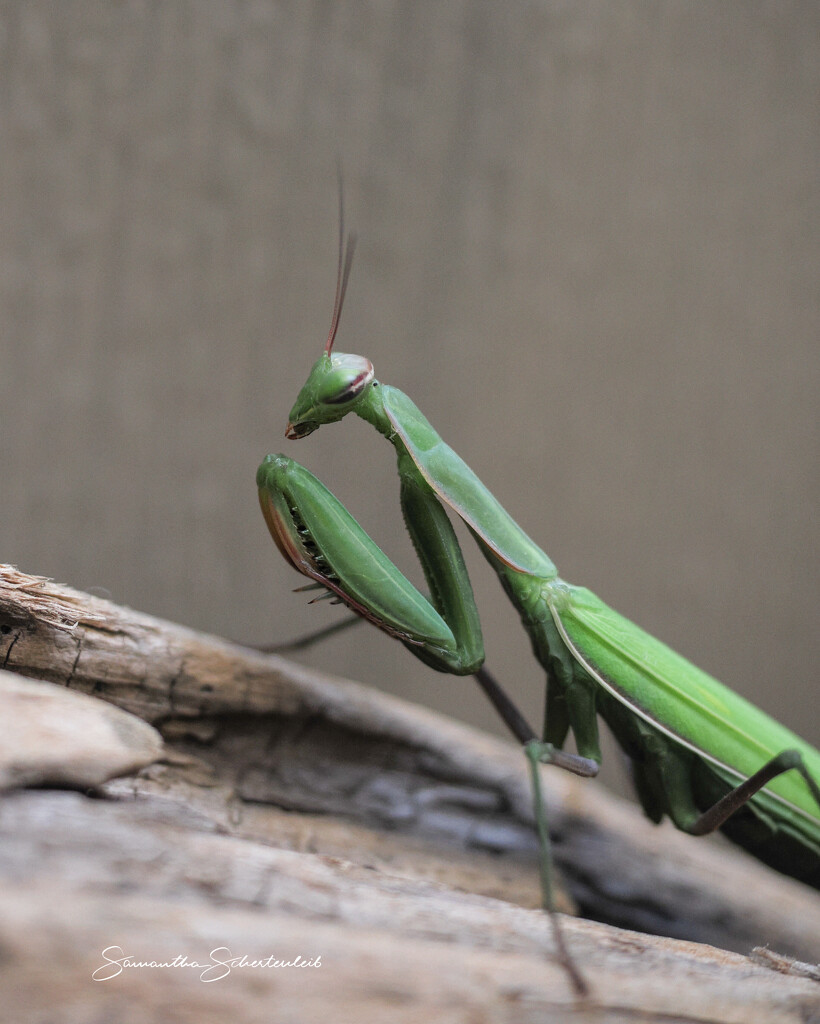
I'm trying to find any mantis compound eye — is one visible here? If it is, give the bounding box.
[319,353,374,405]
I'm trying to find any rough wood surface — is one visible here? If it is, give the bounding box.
[2,791,818,1024]
[1,564,818,1021]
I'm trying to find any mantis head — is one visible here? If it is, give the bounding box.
[285,351,374,439]
[285,201,375,439]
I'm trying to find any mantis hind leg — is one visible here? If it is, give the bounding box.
[524,741,589,997]
[688,750,820,836]
[471,667,596,996]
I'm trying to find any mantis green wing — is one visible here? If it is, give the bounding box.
[552,584,820,826]
[550,584,820,888]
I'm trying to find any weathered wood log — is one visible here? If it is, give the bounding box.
[0,564,818,1021]
[1,788,818,1024]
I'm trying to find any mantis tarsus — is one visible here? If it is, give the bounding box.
[257,202,820,995]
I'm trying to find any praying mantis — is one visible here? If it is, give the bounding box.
[256,202,820,994]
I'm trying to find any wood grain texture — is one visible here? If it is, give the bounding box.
[2,791,819,1024]
[1,564,818,1021]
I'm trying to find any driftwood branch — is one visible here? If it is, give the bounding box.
[0,564,818,1021]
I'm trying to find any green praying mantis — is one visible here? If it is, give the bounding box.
[256,203,820,994]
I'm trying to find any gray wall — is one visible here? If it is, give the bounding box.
[1,4,817,794]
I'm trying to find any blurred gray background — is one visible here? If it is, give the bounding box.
[1,3,817,797]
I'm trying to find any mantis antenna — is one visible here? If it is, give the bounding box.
[325,174,357,355]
